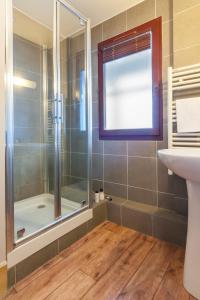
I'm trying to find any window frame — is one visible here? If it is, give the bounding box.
[98,17,163,140]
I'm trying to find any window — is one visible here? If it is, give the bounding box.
[98,17,162,140]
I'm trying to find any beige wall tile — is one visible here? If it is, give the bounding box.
[156,0,173,22]
[162,55,173,82]
[102,12,126,40]
[174,45,200,68]
[127,0,155,30]
[174,0,200,14]
[163,21,173,57]
[174,5,200,51]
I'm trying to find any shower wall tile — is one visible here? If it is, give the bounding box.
[14,98,41,128]
[14,153,43,187]
[13,35,42,74]
[71,153,88,178]
[70,103,80,129]
[13,69,42,101]
[15,181,44,202]
[14,127,42,144]
[71,129,88,153]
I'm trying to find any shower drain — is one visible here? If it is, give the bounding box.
[37,204,46,209]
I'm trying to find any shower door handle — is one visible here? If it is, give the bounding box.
[52,94,63,124]
[57,94,64,124]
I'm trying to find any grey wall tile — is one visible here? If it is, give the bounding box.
[107,201,121,225]
[158,192,188,216]
[128,141,156,157]
[92,154,103,180]
[14,98,41,128]
[14,35,42,74]
[91,24,102,51]
[104,181,127,199]
[70,103,80,129]
[59,222,88,253]
[153,209,187,246]
[88,202,107,231]
[71,129,87,153]
[92,101,99,128]
[92,179,103,193]
[128,186,157,206]
[104,155,127,185]
[104,141,127,155]
[128,157,156,190]
[92,128,103,154]
[71,153,87,178]
[7,267,16,288]
[157,161,187,197]
[121,202,153,235]
[16,241,58,282]
[92,76,99,102]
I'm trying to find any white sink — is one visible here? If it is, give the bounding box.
[158,148,200,299]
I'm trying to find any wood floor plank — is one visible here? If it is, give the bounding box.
[45,270,95,300]
[5,222,191,300]
[14,222,109,293]
[117,241,178,300]
[154,248,190,300]
[80,226,138,280]
[6,229,113,300]
[82,234,155,300]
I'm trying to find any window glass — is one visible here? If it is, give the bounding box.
[104,48,152,130]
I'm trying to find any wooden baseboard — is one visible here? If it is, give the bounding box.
[0,264,7,297]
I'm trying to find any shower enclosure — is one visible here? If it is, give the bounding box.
[6,0,92,252]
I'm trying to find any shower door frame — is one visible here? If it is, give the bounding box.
[5,0,92,252]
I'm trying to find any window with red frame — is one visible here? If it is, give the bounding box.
[98,17,163,140]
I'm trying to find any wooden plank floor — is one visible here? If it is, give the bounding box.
[5,221,196,300]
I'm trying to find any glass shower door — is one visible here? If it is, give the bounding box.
[12,0,56,242]
[7,0,91,250]
[58,3,89,217]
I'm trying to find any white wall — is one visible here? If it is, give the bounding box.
[0,0,6,265]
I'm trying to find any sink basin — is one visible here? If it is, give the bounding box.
[158,148,200,299]
[158,148,200,182]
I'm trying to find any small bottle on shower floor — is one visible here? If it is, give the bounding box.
[99,188,104,201]
[95,191,100,203]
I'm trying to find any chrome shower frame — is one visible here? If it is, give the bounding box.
[5,0,92,252]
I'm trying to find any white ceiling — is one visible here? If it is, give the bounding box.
[13,0,144,37]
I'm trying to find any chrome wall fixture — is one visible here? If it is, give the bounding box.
[5,0,92,252]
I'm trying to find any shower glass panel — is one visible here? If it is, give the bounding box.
[9,0,90,245]
[59,3,88,216]
[12,1,56,241]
